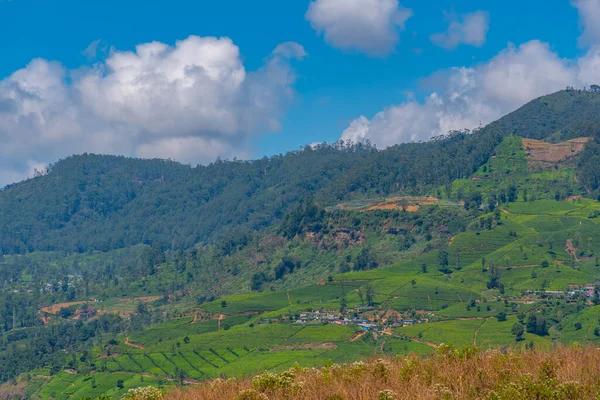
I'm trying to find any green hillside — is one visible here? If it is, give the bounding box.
[21,194,600,399]
[1,89,600,399]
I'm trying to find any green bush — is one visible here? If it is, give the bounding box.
[121,386,164,400]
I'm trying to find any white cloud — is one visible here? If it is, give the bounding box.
[342,40,600,147]
[305,0,412,56]
[273,42,308,59]
[572,0,600,45]
[82,39,101,60]
[578,46,600,84]
[430,11,489,50]
[136,136,250,164]
[0,36,305,187]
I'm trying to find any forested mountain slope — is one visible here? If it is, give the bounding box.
[1,89,599,255]
[1,89,600,398]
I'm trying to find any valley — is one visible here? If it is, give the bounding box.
[0,90,600,398]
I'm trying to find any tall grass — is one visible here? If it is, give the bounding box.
[164,345,600,399]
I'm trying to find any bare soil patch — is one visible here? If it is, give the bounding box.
[566,239,578,261]
[125,336,145,349]
[523,137,591,170]
[348,331,367,342]
[0,379,28,399]
[41,301,88,315]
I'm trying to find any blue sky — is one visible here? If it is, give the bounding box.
[0,0,597,185]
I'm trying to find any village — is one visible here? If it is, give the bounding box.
[253,305,430,334]
[254,282,600,335]
[293,309,421,331]
[523,282,600,302]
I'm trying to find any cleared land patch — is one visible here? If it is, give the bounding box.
[523,137,590,170]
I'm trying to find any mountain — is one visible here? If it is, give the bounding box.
[492,89,600,141]
[1,89,599,256]
[1,89,600,399]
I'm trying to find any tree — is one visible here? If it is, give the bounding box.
[339,294,347,314]
[526,314,536,333]
[508,186,518,202]
[487,193,497,212]
[526,314,548,336]
[511,323,524,341]
[117,380,125,389]
[465,191,483,210]
[497,312,507,322]
[574,322,582,330]
[354,247,378,271]
[357,289,365,305]
[365,284,375,307]
[526,341,534,350]
[221,300,227,308]
[339,261,351,273]
[438,248,449,268]
[136,302,148,315]
[175,367,185,386]
[421,263,428,273]
[487,266,501,290]
[251,272,270,291]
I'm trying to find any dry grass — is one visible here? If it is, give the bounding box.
[164,345,600,400]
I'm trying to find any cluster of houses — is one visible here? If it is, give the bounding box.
[522,283,599,302]
[567,283,598,300]
[42,274,83,293]
[292,310,420,331]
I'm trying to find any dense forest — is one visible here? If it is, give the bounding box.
[1,90,599,256]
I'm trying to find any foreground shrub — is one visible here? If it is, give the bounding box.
[121,386,164,400]
[377,389,397,400]
[488,374,583,400]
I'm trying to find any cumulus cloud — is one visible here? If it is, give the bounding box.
[430,11,489,50]
[342,40,600,147]
[305,0,412,56]
[0,36,305,187]
[344,1,600,149]
[572,0,600,45]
